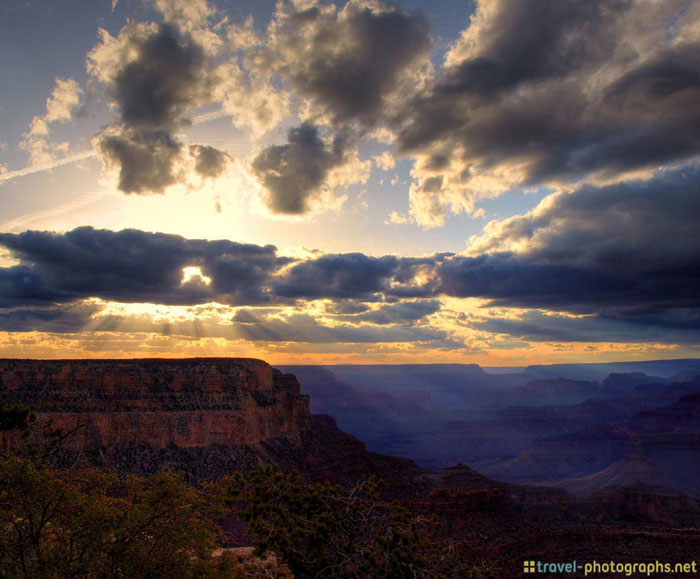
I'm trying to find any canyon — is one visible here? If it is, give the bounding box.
[0,358,429,487]
[2,357,700,574]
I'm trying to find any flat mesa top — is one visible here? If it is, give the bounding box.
[0,358,303,412]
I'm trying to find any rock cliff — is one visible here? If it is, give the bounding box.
[0,358,310,452]
[2,358,699,570]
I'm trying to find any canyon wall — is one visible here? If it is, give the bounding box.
[0,358,310,451]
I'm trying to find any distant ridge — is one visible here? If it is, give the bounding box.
[524,359,700,381]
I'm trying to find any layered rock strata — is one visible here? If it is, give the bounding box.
[0,358,310,452]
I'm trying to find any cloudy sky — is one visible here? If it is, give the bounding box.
[0,0,699,365]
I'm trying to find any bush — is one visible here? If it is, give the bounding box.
[223,464,491,578]
[0,457,231,578]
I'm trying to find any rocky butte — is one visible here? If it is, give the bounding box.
[0,357,428,487]
[0,358,310,453]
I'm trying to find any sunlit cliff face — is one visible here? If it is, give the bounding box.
[1,0,699,364]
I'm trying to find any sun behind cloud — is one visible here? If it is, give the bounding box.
[0,0,698,364]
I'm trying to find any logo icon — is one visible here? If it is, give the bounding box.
[524,561,536,573]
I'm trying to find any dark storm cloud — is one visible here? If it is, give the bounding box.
[397,0,700,224]
[251,123,346,214]
[90,23,228,194]
[0,227,285,306]
[231,310,445,344]
[96,130,182,194]
[437,254,632,310]
[3,156,700,345]
[4,163,698,327]
[0,266,62,307]
[271,250,635,310]
[470,165,700,274]
[269,164,700,339]
[265,0,430,126]
[109,24,212,131]
[190,145,231,179]
[0,303,101,334]
[272,252,400,299]
[473,311,700,344]
[440,255,700,318]
[452,165,700,325]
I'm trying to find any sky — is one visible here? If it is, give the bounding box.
[0,0,699,365]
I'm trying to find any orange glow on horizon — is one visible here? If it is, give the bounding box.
[0,331,697,368]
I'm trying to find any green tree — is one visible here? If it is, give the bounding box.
[0,406,247,578]
[224,464,492,578]
[0,456,238,578]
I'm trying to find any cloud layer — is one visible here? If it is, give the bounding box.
[4,0,700,356]
[2,157,699,347]
[397,0,700,226]
[0,227,284,306]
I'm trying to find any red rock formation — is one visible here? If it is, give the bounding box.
[0,358,310,451]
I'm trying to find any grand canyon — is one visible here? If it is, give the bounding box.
[4,0,700,575]
[2,357,699,576]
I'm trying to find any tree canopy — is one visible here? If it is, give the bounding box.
[0,406,493,578]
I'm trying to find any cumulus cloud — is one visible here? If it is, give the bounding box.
[261,0,431,127]
[397,0,700,227]
[20,77,83,165]
[385,211,410,225]
[154,0,211,34]
[95,130,232,194]
[88,21,230,193]
[95,129,183,194]
[87,22,209,128]
[373,151,395,171]
[215,59,290,137]
[252,123,368,214]
[190,144,231,179]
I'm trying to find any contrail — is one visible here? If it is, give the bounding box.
[0,150,97,183]
[0,110,232,184]
[191,109,231,124]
